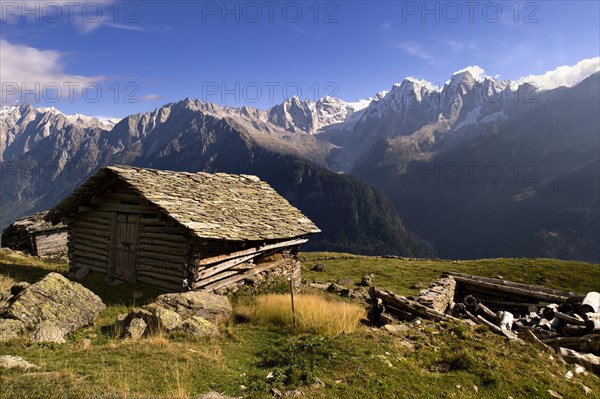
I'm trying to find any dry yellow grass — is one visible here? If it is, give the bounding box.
[0,274,17,291]
[249,293,364,336]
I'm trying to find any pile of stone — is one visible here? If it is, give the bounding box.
[368,272,600,374]
[0,273,106,343]
[114,291,232,339]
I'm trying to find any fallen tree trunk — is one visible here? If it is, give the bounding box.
[369,287,460,323]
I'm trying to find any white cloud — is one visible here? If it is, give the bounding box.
[0,0,139,33]
[452,65,487,81]
[0,39,102,104]
[516,57,600,90]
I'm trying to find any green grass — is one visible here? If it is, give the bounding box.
[301,252,600,296]
[1,248,600,398]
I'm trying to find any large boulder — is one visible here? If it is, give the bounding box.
[153,291,232,324]
[143,304,183,332]
[0,272,106,342]
[174,316,219,338]
[0,319,26,342]
[30,321,67,344]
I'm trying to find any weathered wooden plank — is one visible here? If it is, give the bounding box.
[197,258,291,291]
[137,244,186,257]
[194,253,262,282]
[450,275,579,303]
[72,227,111,238]
[194,270,241,288]
[71,220,110,231]
[137,263,186,276]
[74,249,108,262]
[138,250,186,264]
[142,232,188,243]
[67,236,110,250]
[96,202,158,214]
[138,217,172,226]
[70,232,110,245]
[70,243,108,256]
[142,226,186,234]
[138,256,187,271]
[137,270,187,284]
[369,287,460,323]
[445,272,584,302]
[194,238,307,267]
[80,210,114,220]
[138,238,189,250]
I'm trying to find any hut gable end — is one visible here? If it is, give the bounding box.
[45,165,320,292]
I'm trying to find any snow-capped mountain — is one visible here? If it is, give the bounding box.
[0,104,119,161]
[1,59,598,261]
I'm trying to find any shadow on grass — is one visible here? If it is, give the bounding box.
[0,262,64,284]
[0,262,163,307]
[80,273,163,307]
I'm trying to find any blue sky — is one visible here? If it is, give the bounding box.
[0,0,598,117]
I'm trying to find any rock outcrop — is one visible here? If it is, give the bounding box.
[114,291,231,339]
[152,291,233,324]
[0,273,106,343]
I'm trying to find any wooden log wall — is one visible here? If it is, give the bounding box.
[67,182,191,291]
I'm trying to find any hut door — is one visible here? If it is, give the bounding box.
[112,213,139,283]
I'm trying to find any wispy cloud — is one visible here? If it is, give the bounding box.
[141,94,162,101]
[0,39,102,104]
[392,42,433,61]
[0,0,162,34]
[377,22,392,33]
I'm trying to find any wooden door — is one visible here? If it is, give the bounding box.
[111,213,139,283]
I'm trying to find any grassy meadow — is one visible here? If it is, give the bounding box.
[1,248,599,398]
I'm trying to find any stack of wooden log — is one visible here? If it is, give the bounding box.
[368,272,600,374]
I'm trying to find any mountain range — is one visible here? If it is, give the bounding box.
[1,62,598,261]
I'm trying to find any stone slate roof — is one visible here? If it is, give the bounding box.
[4,211,67,234]
[46,165,320,241]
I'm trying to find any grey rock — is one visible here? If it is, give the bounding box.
[383,324,409,335]
[0,355,38,370]
[153,291,232,324]
[143,304,183,332]
[10,282,30,296]
[30,321,67,344]
[360,274,374,287]
[194,391,237,399]
[0,319,26,342]
[175,316,220,338]
[73,265,90,280]
[125,318,147,339]
[336,278,354,286]
[311,264,326,272]
[327,283,345,293]
[0,273,106,338]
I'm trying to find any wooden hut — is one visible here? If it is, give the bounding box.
[45,166,320,292]
[1,211,68,257]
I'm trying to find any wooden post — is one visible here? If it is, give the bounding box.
[290,271,297,329]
